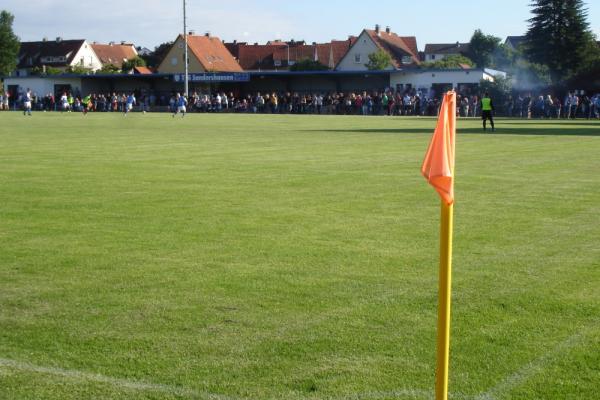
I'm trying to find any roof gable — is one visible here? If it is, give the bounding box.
[364,29,420,68]
[185,35,242,72]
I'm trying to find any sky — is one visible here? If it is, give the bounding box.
[5,0,600,50]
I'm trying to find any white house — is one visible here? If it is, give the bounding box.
[15,38,103,76]
[336,25,419,71]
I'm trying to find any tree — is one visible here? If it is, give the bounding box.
[67,65,93,75]
[468,29,501,68]
[0,10,20,76]
[122,56,146,71]
[289,58,328,71]
[141,41,173,67]
[422,54,474,69]
[365,49,392,70]
[97,64,121,74]
[525,0,599,84]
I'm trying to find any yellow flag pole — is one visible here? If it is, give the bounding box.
[435,201,454,400]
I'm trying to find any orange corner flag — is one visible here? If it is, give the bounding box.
[421,91,456,205]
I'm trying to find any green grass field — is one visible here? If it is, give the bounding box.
[0,112,598,400]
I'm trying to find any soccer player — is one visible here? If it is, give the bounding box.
[481,91,495,132]
[82,94,92,115]
[23,89,32,116]
[124,93,136,116]
[60,92,69,112]
[172,93,188,118]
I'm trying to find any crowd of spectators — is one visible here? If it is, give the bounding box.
[3,88,600,119]
[504,92,600,119]
[183,90,452,116]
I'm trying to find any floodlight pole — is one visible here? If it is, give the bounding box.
[183,0,189,98]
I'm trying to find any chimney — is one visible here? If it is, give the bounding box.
[121,41,126,45]
[386,26,391,35]
[56,37,62,43]
[312,42,317,46]
[109,41,114,46]
[375,24,380,35]
[42,37,48,42]
[189,30,195,35]
[233,39,237,44]
[205,31,210,37]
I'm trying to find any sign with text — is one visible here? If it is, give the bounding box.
[173,73,250,83]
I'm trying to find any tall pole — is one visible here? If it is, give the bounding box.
[435,201,454,400]
[183,0,189,97]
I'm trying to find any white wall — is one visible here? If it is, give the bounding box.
[3,77,83,97]
[71,41,103,71]
[424,53,454,62]
[390,69,495,91]
[336,31,393,71]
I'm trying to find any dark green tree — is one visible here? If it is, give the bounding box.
[0,10,20,76]
[289,58,328,71]
[96,63,121,74]
[365,49,392,70]
[468,29,501,67]
[525,0,599,84]
[141,41,173,67]
[122,56,146,71]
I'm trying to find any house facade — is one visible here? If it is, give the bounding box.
[423,43,470,62]
[16,38,102,76]
[336,26,419,71]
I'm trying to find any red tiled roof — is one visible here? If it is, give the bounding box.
[365,30,420,68]
[184,35,243,72]
[232,44,286,70]
[227,39,355,70]
[133,66,154,74]
[91,43,137,67]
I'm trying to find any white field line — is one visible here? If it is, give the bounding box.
[473,326,593,400]
[0,356,456,400]
[0,357,236,400]
[1,323,592,400]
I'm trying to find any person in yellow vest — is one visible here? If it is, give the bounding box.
[481,91,495,132]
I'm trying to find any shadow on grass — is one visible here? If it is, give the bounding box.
[518,121,600,127]
[303,127,600,137]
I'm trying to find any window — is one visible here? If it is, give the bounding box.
[431,54,436,60]
[354,54,361,63]
[171,57,178,66]
[402,56,412,65]
[274,59,282,67]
